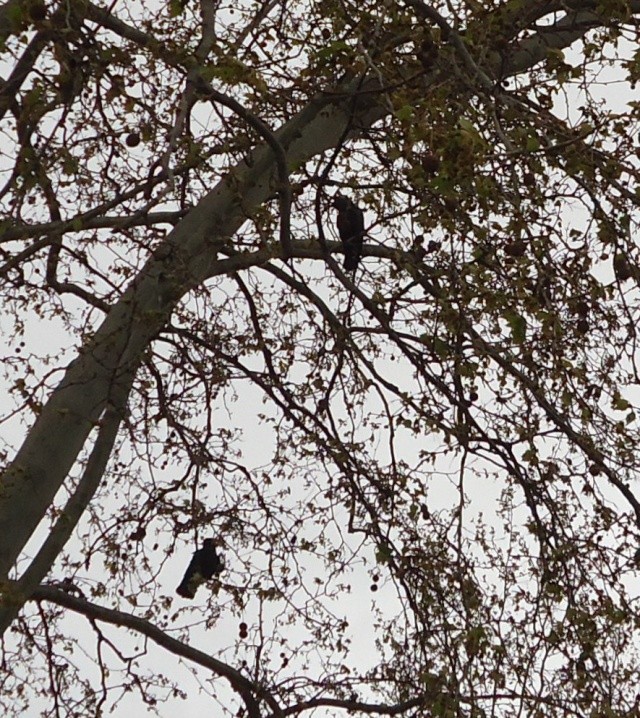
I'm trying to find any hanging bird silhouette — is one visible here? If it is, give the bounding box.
[176,538,224,599]
[333,195,365,272]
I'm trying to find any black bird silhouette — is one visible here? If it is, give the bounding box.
[333,195,365,272]
[176,538,224,599]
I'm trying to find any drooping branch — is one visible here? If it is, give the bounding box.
[31,585,279,718]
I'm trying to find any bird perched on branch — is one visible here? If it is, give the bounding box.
[176,538,224,599]
[333,195,365,272]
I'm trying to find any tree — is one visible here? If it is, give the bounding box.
[1,0,640,715]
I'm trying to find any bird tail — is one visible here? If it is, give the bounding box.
[176,581,196,599]
[343,254,359,272]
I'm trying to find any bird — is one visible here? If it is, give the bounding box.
[176,538,224,599]
[333,195,365,272]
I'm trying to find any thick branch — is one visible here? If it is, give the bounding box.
[0,76,385,585]
[0,367,135,634]
[504,3,640,75]
[0,29,51,121]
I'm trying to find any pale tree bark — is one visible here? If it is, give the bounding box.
[0,0,638,634]
[0,75,386,584]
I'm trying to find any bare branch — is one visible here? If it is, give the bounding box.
[31,585,279,718]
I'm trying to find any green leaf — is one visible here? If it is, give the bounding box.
[375,543,392,564]
[395,105,413,122]
[458,117,486,147]
[433,336,453,357]
[612,393,631,411]
[315,40,349,60]
[546,48,565,62]
[525,135,540,151]
[458,117,476,133]
[6,3,25,30]
[504,310,527,344]
[168,0,184,17]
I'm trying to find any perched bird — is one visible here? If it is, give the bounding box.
[333,195,365,272]
[176,538,224,599]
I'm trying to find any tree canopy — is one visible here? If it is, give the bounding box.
[1,0,640,715]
